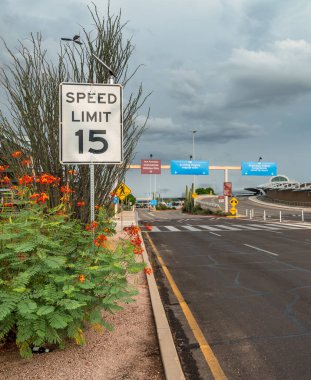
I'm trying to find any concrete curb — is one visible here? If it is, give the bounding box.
[138,217,185,380]
[116,210,184,379]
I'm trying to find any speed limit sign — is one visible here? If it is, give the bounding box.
[59,83,123,164]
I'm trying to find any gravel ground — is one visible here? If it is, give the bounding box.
[0,233,165,380]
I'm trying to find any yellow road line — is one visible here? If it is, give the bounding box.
[145,232,227,380]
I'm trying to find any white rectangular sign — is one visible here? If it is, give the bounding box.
[59,83,123,164]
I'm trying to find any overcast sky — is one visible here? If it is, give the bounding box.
[1,0,311,197]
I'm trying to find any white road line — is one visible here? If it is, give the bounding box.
[164,226,180,232]
[268,223,311,229]
[214,225,240,231]
[235,225,260,230]
[210,232,222,237]
[266,223,301,230]
[248,224,281,230]
[198,225,222,231]
[244,244,279,256]
[183,225,202,232]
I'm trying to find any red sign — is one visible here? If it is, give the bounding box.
[141,159,161,174]
[223,182,232,196]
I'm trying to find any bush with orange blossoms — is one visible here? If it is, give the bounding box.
[0,183,144,359]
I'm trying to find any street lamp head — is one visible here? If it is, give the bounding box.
[61,35,83,45]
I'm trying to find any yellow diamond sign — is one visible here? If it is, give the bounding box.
[230,197,238,207]
[114,182,131,200]
[229,207,237,216]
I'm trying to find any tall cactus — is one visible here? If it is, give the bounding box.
[183,183,195,213]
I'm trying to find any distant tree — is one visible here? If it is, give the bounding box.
[125,193,136,205]
[196,187,215,195]
[0,4,149,221]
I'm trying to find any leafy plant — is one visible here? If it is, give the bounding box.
[0,204,143,358]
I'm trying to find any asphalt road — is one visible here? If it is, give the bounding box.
[138,205,311,380]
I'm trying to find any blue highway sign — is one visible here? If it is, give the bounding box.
[171,160,209,175]
[241,162,277,176]
[150,199,158,206]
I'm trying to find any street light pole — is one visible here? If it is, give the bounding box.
[192,130,197,191]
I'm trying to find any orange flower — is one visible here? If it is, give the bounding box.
[30,193,40,200]
[94,234,107,247]
[78,274,85,283]
[36,174,60,185]
[85,221,99,231]
[37,193,49,204]
[1,176,10,184]
[30,192,49,204]
[3,202,14,207]
[144,267,153,276]
[95,205,100,210]
[60,185,74,194]
[0,165,8,171]
[68,170,77,175]
[77,201,85,207]
[19,175,34,185]
[11,151,22,158]
[21,158,31,166]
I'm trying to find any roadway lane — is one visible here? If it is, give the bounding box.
[139,209,311,379]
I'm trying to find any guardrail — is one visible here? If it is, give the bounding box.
[258,196,311,208]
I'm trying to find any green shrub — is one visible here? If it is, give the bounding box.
[0,205,142,358]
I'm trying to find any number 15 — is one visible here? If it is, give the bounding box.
[75,130,108,154]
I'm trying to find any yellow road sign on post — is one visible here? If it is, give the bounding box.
[114,182,131,200]
[229,197,238,207]
[229,207,237,215]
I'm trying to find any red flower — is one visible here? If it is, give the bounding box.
[30,192,49,204]
[94,234,107,247]
[77,201,85,207]
[0,165,9,171]
[37,174,60,185]
[86,221,99,231]
[19,175,34,185]
[1,176,10,184]
[60,185,74,194]
[78,274,85,283]
[21,158,31,166]
[11,151,22,158]
[144,267,153,276]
